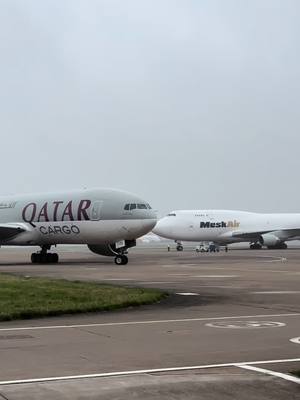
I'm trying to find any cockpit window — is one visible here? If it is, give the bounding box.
[146,204,152,209]
[125,203,151,211]
[167,213,176,216]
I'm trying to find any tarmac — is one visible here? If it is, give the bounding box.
[0,245,299,399]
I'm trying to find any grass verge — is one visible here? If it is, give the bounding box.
[0,274,167,321]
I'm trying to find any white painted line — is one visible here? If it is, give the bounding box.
[191,275,239,278]
[257,271,298,274]
[246,358,300,366]
[290,337,300,344]
[263,258,287,263]
[187,285,242,288]
[0,313,298,332]
[258,256,287,262]
[138,281,176,285]
[238,364,300,385]
[253,291,300,294]
[102,278,136,281]
[176,293,199,296]
[0,358,300,386]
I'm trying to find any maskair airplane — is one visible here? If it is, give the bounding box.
[153,210,300,250]
[0,188,156,265]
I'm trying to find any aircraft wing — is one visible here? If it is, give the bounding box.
[231,228,300,241]
[275,229,300,239]
[0,224,28,241]
[231,230,274,240]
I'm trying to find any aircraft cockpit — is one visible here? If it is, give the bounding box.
[167,212,176,217]
[124,203,152,211]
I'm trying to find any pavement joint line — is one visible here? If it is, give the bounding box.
[189,275,239,278]
[237,364,300,385]
[252,291,300,294]
[0,358,300,386]
[137,281,176,284]
[0,313,299,332]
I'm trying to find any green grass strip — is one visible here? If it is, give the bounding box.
[0,274,167,321]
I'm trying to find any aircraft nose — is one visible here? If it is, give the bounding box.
[152,218,173,238]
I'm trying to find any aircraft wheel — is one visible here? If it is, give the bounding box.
[52,253,59,263]
[40,254,48,264]
[114,255,128,265]
[176,245,183,251]
[46,253,59,263]
[31,253,38,264]
[121,255,128,265]
[115,256,123,265]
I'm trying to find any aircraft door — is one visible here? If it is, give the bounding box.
[90,201,103,221]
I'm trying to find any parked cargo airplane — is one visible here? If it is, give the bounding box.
[153,210,300,250]
[0,188,156,265]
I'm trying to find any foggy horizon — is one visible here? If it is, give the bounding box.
[1,0,300,216]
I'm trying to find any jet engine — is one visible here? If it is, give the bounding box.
[260,234,287,249]
[88,240,136,257]
[260,233,280,247]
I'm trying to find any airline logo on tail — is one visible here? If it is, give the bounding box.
[200,220,240,228]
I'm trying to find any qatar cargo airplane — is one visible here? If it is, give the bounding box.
[153,210,300,250]
[0,188,156,265]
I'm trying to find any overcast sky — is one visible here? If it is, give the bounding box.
[1,0,300,215]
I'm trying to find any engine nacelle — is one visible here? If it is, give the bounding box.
[88,240,136,257]
[260,233,281,247]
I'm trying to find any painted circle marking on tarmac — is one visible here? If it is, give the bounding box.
[290,337,300,344]
[205,321,286,329]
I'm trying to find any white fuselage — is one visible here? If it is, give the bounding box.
[0,188,157,246]
[153,210,300,245]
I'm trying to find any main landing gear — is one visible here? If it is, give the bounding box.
[176,241,183,251]
[31,246,59,264]
[114,255,128,265]
[250,242,262,250]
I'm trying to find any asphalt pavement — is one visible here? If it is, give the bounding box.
[0,245,299,399]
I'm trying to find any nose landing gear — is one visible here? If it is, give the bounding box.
[31,246,59,264]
